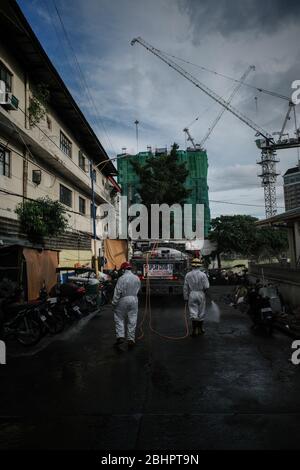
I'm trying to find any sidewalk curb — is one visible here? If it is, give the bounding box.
[8,307,111,359]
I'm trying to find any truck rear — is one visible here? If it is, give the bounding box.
[131,248,189,296]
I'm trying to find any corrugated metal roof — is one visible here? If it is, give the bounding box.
[256,207,300,226]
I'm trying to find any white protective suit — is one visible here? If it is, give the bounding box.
[112,270,141,342]
[183,268,210,321]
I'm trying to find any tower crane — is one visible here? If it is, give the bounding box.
[199,65,255,148]
[183,65,255,151]
[131,36,300,218]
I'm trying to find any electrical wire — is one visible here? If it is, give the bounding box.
[1,128,283,212]
[0,115,111,208]
[162,50,291,102]
[0,188,88,217]
[52,0,117,156]
[209,199,285,209]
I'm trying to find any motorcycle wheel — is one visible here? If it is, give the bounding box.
[15,315,42,346]
[46,311,65,334]
[99,291,108,306]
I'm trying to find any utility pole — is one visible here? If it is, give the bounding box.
[135,120,139,154]
[90,162,99,277]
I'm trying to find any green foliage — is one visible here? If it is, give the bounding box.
[131,143,190,206]
[209,214,288,267]
[255,226,289,260]
[28,83,49,127]
[15,197,69,239]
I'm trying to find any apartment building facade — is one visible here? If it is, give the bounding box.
[0,0,119,272]
[283,165,300,211]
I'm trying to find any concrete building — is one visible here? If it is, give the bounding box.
[0,0,119,271]
[283,165,300,211]
[249,208,300,308]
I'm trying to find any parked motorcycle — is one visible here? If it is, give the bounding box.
[0,295,42,346]
[49,283,87,322]
[33,285,65,335]
[247,284,275,336]
[99,279,115,306]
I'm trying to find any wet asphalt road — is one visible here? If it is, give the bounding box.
[0,286,300,450]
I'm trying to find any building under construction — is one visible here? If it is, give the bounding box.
[117,147,211,238]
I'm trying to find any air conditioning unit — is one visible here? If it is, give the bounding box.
[1,92,19,111]
[32,170,42,185]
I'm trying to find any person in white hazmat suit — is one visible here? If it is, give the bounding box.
[183,258,210,336]
[112,261,141,348]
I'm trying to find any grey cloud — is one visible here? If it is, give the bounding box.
[179,0,300,40]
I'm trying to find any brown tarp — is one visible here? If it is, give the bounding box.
[104,239,128,270]
[23,248,59,300]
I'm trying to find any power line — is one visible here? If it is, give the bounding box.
[2,113,284,211]
[0,120,107,210]
[52,0,117,156]
[162,50,291,102]
[0,188,88,217]
[209,199,284,209]
[12,105,114,199]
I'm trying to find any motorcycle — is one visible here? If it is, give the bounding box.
[49,283,87,322]
[99,279,115,306]
[0,295,42,346]
[247,284,275,336]
[33,285,65,335]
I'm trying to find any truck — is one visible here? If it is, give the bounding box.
[131,247,189,296]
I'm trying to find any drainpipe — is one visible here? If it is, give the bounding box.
[22,146,28,200]
[23,72,30,199]
[90,162,99,277]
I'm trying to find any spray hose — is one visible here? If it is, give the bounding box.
[137,252,190,341]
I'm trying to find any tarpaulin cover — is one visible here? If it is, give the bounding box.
[23,248,59,300]
[104,239,127,270]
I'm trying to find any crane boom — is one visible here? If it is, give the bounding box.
[199,65,255,147]
[278,102,294,142]
[131,37,272,141]
[183,127,197,149]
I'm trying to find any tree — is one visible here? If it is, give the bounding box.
[208,214,288,267]
[131,143,190,207]
[130,143,190,238]
[255,226,288,262]
[16,197,69,239]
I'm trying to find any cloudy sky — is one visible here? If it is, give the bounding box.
[18,0,300,219]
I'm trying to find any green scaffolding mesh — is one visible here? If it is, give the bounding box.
[117,149,211,237]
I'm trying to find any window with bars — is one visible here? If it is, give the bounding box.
[0,145,11,177]
[79,196,86,214]
[60,184,72,207]
[78,151,86,171]
[60,131,72,158]
[0,61,12,93]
